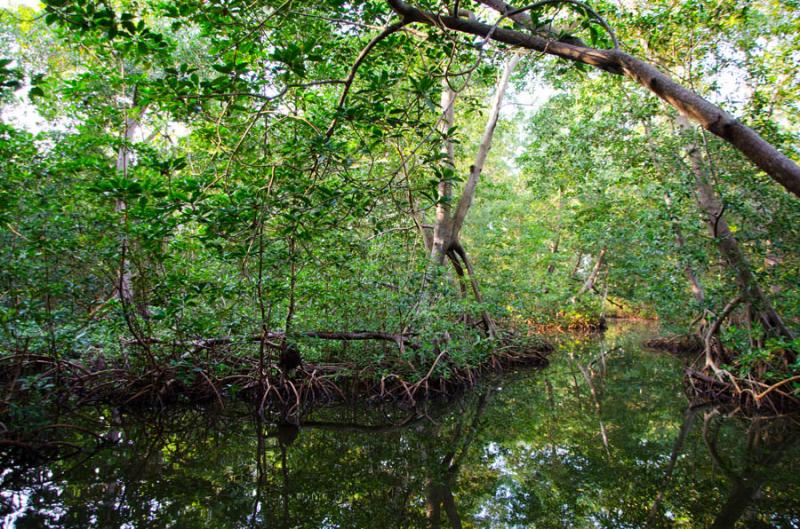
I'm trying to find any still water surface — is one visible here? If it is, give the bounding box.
[2,322,799,528]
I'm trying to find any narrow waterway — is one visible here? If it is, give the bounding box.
[1,322,798,528]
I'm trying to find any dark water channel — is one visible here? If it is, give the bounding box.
[2,322,799,528]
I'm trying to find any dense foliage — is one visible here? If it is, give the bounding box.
[0,0,798,384]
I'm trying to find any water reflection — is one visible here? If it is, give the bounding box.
[2,323,799,528]
[704,410,797,529]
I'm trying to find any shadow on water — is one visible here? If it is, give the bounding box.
[1,322,799,528]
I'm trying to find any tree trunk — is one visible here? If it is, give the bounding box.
[430,85,456,267]
[546,234,560,275]
[574,247,606,300]
[417,57,517,338]
[115,113,141,308]
[570,251,583,279]
[547,190,564,275]
[446,249,469,299]
[453,243,498,338]
[709,480,764,529]
[678,117,793,344]
[663,192,705,304]
[450,54,520,237]
[445,57,519,337]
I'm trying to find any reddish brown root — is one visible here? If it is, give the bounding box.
[684,368,800,415]
[0,343,551,425]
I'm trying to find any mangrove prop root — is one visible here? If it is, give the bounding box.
[0,345,551,433]
[685,368,800,415]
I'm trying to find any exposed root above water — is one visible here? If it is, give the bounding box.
[0,336,552,444]
[644,333,799,414]
[684,368,800,415]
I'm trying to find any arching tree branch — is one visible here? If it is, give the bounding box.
[325,19,409,138]
[481,0,620,50]
[385,0,800,198]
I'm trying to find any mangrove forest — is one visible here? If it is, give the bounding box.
[0,0,799,526]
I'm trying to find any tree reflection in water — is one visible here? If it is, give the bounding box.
[2,323,799,528]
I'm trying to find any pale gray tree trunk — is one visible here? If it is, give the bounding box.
[429,86,456,267]
[546,190,563,275]
[677,117,793,356]
[450,54,520,237]
[574,247,606,300]
[115,112,144,308]
[418,56,519,338]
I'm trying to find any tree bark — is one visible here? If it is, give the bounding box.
[453,243,498,338]
[115,113,142,308]
[663,193,705,304]
[678,117,793,342]
[444,57,519,338]
[416,56,518,338]
[546,233,560,275]
[547,189,564,275]
[430,86,456,267]
[575,247,606,300]
[570,251,583,278]
[386,0,800,198]
[446,249,469,299]
[450,54,520,237]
